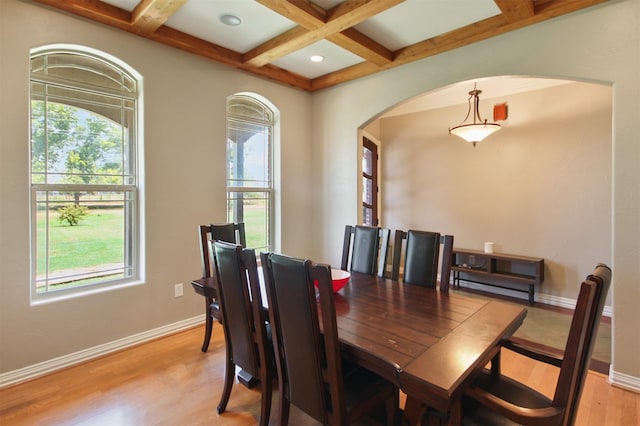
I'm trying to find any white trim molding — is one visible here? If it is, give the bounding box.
[0,316,204,389]
[454,280,612,317]
[2,311,636,395]
[609,368,640,393]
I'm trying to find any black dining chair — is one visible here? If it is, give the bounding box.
[214,241,273,426]
[211,222,246,248]
[391,229,454,291]
[261,251,399,425]
[461,263,612,426]
[341,224,390,277]
[195,222,246,352]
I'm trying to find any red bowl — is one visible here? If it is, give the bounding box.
[315,268,351,293]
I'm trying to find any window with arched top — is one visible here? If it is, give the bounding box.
[226,94,276,252]
[29,45,142,301]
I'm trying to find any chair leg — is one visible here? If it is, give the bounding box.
[273,359,289,425]
[279,399,290,426]
[201,298,214,352]
[274,378,289,426]
[217,344,235,414]
[258,371,272,426]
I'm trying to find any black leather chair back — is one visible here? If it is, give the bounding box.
[199,222,246,278]
[404,230,441,287]
[563,264,611,425]
[351,225,379,274]
[391,230,454,291]
[213,241,272,425]
[463,264,611,426]
[262,252,400,425]
[341,225,390,276]
[214,242,260,377]
[262,253,328,422]
[199,225,215,278]
[211,222,246,247]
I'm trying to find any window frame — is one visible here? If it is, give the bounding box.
[29,44,144,302]
[362,136,379,226]
[226,94,276,253]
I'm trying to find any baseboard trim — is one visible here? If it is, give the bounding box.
[0,315,204,389]
[3,311,637,396]
[609,368,640,393]
[454,280,612,317]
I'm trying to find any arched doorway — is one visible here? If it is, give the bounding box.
[363,76,612,369]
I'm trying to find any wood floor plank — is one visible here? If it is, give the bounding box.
[0,324,637,425]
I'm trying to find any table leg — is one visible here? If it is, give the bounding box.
[447,400,461,426]
[403,396,427,426]
[491,350,501,375]
[403,396,467,426]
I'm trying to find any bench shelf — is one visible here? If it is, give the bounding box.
[451,249,544,305]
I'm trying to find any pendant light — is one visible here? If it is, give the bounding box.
[449,84,500,146]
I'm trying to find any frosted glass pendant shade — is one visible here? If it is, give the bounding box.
[449,122,501,144]
[449,85,501,146]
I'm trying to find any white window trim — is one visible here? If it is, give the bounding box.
[29,44,145,303]
[226,93,278,252]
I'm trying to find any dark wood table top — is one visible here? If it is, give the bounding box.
[192,270,527,423]
[338,273,526,406]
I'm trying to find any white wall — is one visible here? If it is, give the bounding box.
[378,82,612,303]
[310,1,640,387]
[0,0,312,374]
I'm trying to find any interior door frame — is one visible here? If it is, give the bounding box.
[362,136,378,226]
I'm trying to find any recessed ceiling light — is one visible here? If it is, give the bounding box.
[219,14,242,26]
[310,55,324,62]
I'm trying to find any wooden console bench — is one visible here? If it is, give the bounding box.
[451,249,544,305]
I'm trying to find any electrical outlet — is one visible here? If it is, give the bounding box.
[174,283,184,298]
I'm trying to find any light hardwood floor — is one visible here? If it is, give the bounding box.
[1,324,638,425]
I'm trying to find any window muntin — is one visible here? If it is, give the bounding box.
[227,191,271,251]
[34,190,134,293]
[226,95,275,253]
[362,137,378,226]
[30,46,141,299]
[227,118,271,189]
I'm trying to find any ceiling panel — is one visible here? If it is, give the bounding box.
[354,0,501,50]
[271,39,364,79]
[44,0,612,91]
[166,0,297,53]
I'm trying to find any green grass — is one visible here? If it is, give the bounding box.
[232,202,269,251]
[37,209,124,274]
[36,203,270,279]
[243,212,267,250]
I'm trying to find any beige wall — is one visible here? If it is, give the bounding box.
[0,0,312,373]
[311,1,639,387]
[1,0,638,392]
[376,82,612,304]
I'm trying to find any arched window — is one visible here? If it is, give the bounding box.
[226,94,277,252]
[30,45,142,300]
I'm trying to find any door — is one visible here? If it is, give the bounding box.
[362,137,378,226]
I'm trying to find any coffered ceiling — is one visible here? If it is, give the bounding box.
[32,0,610,92]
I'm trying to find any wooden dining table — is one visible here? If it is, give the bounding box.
[192,269,527,425]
